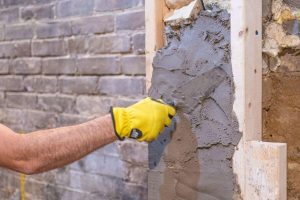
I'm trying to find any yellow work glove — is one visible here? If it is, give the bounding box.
[110,97,176,142]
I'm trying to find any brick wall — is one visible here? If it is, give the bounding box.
[0,0,147,199]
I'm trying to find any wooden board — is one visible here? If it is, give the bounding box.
[245,141,287,200]
[145,0,169,90]
[231,0,262,141]
[231,0,287,199]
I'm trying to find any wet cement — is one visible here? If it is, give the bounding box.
[149,8,242,200]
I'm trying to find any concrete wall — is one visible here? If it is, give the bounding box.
[262,0,300,199]
[0,0,147,199]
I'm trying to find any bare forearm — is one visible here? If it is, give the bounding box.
[12,114,117,174]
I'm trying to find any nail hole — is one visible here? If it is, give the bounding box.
[248,102,251,108]
[254,69,257,73]
[255,30,259,35]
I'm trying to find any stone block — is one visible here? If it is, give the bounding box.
[24,76,57,93]
[23,110,57,131]
[42,58,76,75]
[71,15,114,35]
[98,76,145,96]
[10,58,41,74]
[166,0,193,9]
[133,33,145,54]
[75,96,113,116]
[116,10,145,30]
[117,141,148,164]
[37,94,75,113]
[0,8,19,23]
[59,76,98,95]
[0,41,31,58]
[21,4,54,21]
[164,0,202,26]
[67,36,87,54]
[121,56,146,75]
[0,59,9,74]
[5,24,34,40]
[2,0,34,7]
[57,0,94,18]
[36,21,72,39]
[57,114,89,126]
[95,0,143,11]
[77,57,121,75]
[0,76,24,91]
[70,153,124,178]
[6,92,37,109]
[32,39,67,57]
[89,35,131,54]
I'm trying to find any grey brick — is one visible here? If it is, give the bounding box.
[10,58,41,74]
[122,183,147,200]
[116,10,145,30]
[98,76,145,96]
[95,0,143,11]
[59,76,98,94]
[2,0,34,7]
[24,76,57,93]
[57,114,89,126]
[133,33,145,54]
[77,57,121,75]
[114,97,139,107]
[121,56,145,75]
[71,15,114,35]
[57,0,94,18]
[6,92,37,109]
[32,39,67,57]
[68,170,122,197]
[0,76,24,91]
[5,24,34,40]
[0,26,4,41]
[0,59,9,74]
[70,153,124,178]
[37,94,75,113]
[75,96,113,116]
[89,35,131,54]
[23,110,57,131]
[0,92,5,107]
[42,58,76,75]
[67,36,87,54]
[0,41,31,58]
[36,21,72,39]
[0,108,25,131]
[118,141,147,164]
[21,4,54,21]
[35,0,55,4]
[125,164,148,185]
[0,8,19,23]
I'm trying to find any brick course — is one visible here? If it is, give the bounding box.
[0,0,147,199]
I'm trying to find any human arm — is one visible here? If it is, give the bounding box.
[0,114,117,175]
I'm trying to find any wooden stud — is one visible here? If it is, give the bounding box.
[231,0,287,199]
[145,0,169,91]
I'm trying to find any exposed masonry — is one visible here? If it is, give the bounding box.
[149,8,242,200]
[262,0,300,199]
[0,0,147,199]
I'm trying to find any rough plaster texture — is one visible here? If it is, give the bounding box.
[262,0,300,199]
[149,8,242,200]
[0,0,147,199]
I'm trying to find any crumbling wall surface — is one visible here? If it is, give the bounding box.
[263,0,300,199]
[149,8,242,200]
[0,0,147,199]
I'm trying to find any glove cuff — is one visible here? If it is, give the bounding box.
[110,107,131,140]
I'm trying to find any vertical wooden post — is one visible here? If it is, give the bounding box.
[145,0,169,90]
[231,0,287,199]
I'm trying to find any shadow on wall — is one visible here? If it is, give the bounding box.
[148,7,242,200]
